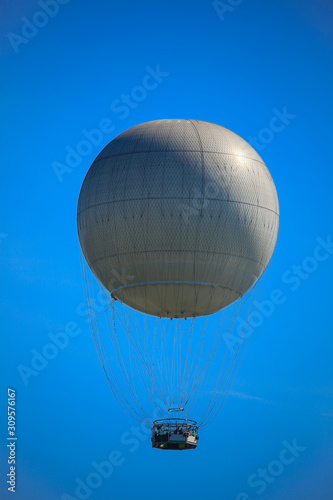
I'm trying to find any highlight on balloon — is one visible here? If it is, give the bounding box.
[77,119,279,450]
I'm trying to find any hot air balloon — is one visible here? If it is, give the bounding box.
[77,119,279,450]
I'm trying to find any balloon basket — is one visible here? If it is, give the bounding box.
[151,418,199,450]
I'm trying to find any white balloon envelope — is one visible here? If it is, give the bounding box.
[77,119,279,319]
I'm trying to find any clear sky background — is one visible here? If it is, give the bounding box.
[1,0,333,499]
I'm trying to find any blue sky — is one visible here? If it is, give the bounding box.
[1,0,333,499]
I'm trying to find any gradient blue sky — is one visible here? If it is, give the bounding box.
[1,0,333,499]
